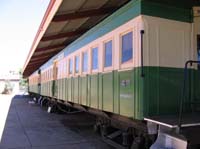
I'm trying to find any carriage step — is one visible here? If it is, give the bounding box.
[150,132,187,149]
[107,130,122,139]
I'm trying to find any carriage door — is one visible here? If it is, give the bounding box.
[38,69,41,94]
[197,35,200,69]
[193,7,200,112]
[52,61,58,97]
[193,7,200,69]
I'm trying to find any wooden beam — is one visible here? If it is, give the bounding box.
[25,67,41,74]
[27,63,42,67]
[25,65,40,71]
[30,55,51,62]
[36,43,66,52]
[29,59,48,65]
[41,29,87,41]
[52,7,115,22]
[34,49,60,57]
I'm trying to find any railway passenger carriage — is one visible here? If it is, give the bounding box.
[26,0,200,148]
[28,72,40,94]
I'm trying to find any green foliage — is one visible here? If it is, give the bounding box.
[19,68,27,90]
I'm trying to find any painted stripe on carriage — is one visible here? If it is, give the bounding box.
[181,123,200,127]
[144,118,200,128]
[144,118,176,128]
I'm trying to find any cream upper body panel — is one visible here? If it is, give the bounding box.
[142,15,192,68]
[45,14,194,80]
[62,15,144,76]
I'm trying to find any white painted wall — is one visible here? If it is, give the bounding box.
[142,15,192,68]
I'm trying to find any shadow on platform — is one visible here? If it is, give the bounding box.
[0,94,111,149]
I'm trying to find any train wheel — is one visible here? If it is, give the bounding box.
[93,124,100,133]
[131,135,145,149]
[100,125,108,136]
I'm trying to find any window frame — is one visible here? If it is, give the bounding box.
[60,61,63,78]
[65,58,69,77]
[47,70,49,81]
[45,70,47,83]
[75,54,80,75]
[81,49,89,75]
[91,45,99,74]
[103,38,114,72]
[61,59,65,78]
[119,29,134,69]
[49,68,52,81]
[62,59,65,78]
[69,57,74,76]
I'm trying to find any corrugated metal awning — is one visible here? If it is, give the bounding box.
[23,0,130,77]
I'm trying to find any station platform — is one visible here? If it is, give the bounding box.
[0,94,111,149]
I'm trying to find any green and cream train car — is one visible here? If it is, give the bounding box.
[28,71,40,94]
[28,1,200,148]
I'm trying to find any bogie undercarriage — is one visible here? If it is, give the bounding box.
[29,94,155,149]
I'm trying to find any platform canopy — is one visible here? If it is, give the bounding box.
[22,0,130,77]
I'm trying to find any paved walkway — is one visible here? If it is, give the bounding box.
[0,94,111,149]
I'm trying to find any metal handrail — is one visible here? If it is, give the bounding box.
[140,30,145,77]
[178,60,200,130]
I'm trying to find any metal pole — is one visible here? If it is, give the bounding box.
[140,30,145,77]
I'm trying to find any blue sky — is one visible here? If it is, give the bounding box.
[0,0,50,73]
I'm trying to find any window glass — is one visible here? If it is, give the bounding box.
[65,62,67,75]
[57,65,59,77]
[63,63,65,76]
[75,56,79,73]
[59,63,62,77]
[47,71,48,80]
[83,52,88,72]
[92,47,98,70]
[69,59,73,74]
[121,32,133,63]
[61,63,63,77]
[104,40,112,67]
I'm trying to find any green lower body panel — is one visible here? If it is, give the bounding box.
[90,75,98,109]
[80,76,88,106]
[64,78,68,100]
[68,78,73,102]
[143,67,200,118]
[119,71,134,117]
[73,77,79,104]
[102,73,114,112]
[57,80,60,99]
[35,67,200,120]
[28,84,39,94]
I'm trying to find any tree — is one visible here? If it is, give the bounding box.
[19,69,27,91]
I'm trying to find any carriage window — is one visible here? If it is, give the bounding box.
[69,59,73,74]
[121,31,133,63]
[83,52,88,72]
[92,47,98,70]
[63,62,66,76]
[75,56,79,73]
[104,40,112,67]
